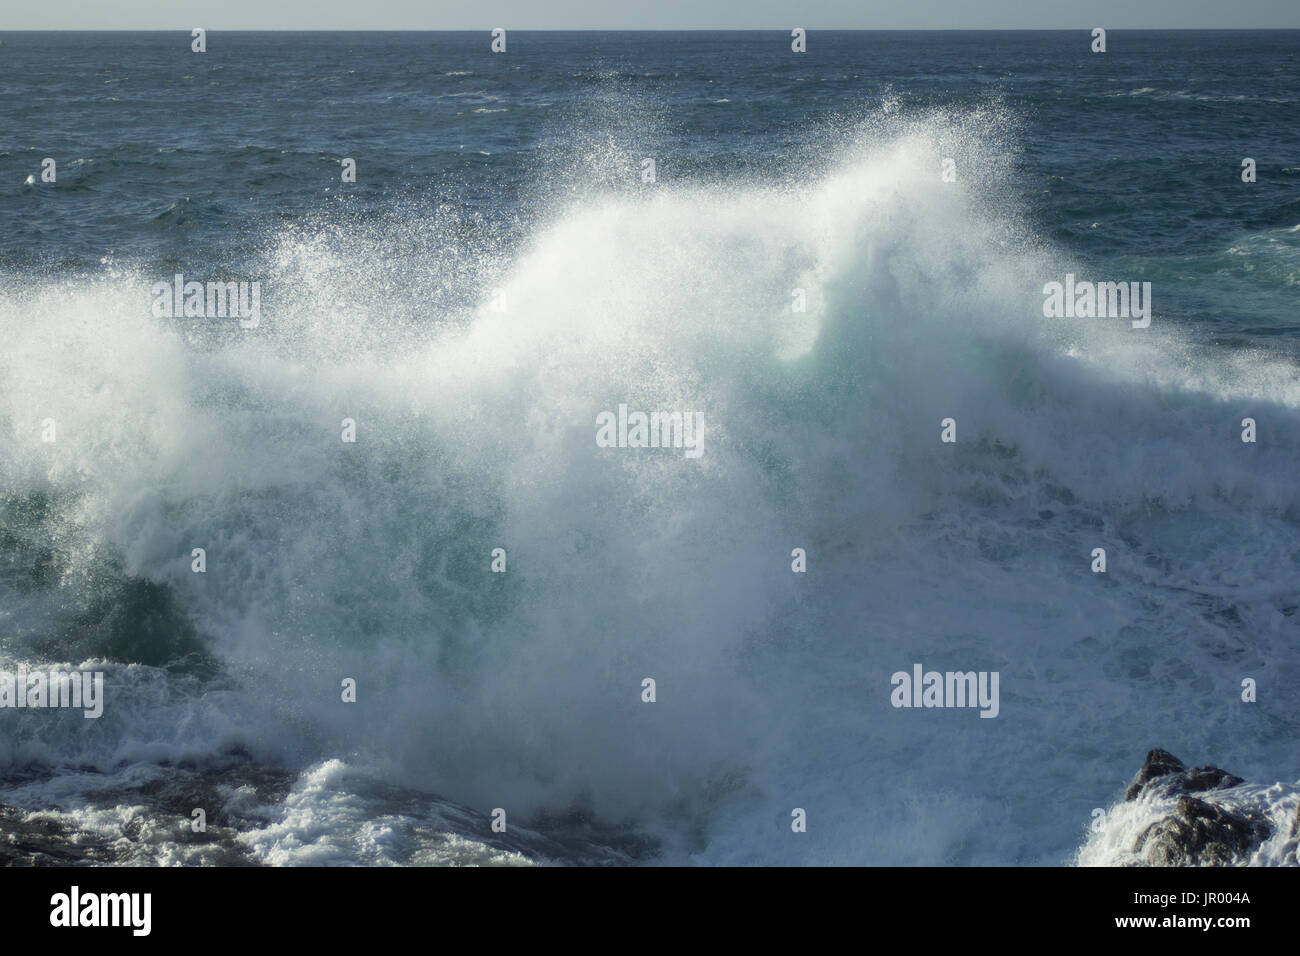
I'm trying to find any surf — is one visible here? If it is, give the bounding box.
[2,108,1298,865]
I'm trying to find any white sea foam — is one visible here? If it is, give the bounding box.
[1,111,1297,864]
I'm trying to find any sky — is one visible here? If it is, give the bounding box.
[3,0,1299,31]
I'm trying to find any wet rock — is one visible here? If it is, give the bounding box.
[1124,749,1269,866]
[1134,796,1272,866]
[1124,749,1244,802]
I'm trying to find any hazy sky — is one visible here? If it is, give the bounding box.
[5,0,1299,30]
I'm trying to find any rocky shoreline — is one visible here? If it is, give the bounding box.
[1110,749,1299,866]
[0,759,648,866]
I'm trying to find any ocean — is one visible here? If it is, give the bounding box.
[1,30,1298,865]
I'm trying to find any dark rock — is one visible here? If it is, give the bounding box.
[1122,749,1271,866]
[1,758,643,866]
[1125,748,1244,802]
[1184,766,1246,793]
[1134,796,1272,866]
[1124,748,1186,800]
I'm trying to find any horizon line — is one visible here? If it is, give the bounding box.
[4,27,1300,33]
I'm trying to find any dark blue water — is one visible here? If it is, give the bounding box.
[3,32,1297,338]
